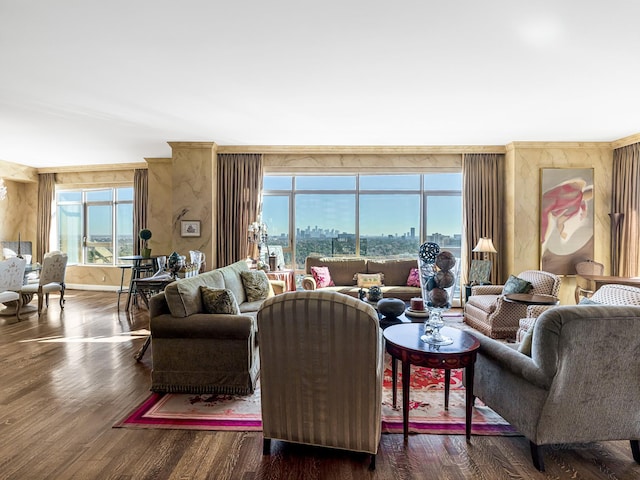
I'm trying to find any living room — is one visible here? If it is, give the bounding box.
[2,2,640,478]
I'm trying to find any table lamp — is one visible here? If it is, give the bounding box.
[472,237,497,261]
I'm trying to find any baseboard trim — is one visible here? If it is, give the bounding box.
[66,284,119,292]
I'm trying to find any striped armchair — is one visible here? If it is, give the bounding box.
[257,290,384,469]
[464,270,561,339]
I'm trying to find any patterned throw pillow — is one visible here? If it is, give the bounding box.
[240,270,272,302]
[502,275,533,295]
[200,287,240,314]
[517,326,533,357]
[354,273,384,288]
[579,297,600,305]
[310,266,335,288]
[406,267,421,287]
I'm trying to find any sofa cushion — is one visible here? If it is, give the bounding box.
[310,266,335,288]
[164,270,225,318]
[502,275,533,295]
[306,257,367,286]
[200,287,240,315]
[240,270,273,302]
[367,258,416,287]
[354,272,384,288]
[218,260,251,304]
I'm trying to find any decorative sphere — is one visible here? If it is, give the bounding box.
[435,270,455,288]
[435,251,456,271]
[425,275,438,291]
[377,298,405,317]
[419,242,440,263]
[367,285,383,302]
[429,288,450,308]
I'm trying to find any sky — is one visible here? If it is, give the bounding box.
[262,173,462,238]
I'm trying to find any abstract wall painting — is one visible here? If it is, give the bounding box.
[540,168,594,275]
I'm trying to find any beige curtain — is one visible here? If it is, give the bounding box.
[612,143,640,277]
[462,153,504,285]
[133,169,148,256]
[217,153,264,267]
[36,173,55,263]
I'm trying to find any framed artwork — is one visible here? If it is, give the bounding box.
[180,220,201,237]
[540,168,594,275]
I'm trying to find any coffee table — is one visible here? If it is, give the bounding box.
[383,323,480,441]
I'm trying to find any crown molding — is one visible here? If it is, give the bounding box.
[37,162,147,174]
[216,145,507,154]
[611,133,640,149]
[505,141,613,151]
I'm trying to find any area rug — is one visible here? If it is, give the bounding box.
[116,361,518,436]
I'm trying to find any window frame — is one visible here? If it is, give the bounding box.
[54,186,134,265]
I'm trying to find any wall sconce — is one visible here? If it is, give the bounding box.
[0,178,7,201]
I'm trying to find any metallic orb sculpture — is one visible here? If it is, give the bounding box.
[419,242,440,264]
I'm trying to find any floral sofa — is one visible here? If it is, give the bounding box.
[301,256,421,301]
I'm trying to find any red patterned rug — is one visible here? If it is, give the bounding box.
[116,361,518,436]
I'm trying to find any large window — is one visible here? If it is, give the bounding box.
[56,187,134,265]
[262,173,462,270]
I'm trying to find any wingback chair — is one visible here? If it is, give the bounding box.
[20,251,67,316]
[464,270,561,339]
[469,305,640,471]
[257,290,384,469]
[0,256,27,322]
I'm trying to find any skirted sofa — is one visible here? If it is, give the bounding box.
[149,259,283,395]
[301,256,421,301]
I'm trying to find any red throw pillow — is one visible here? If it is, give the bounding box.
[310,266,335,288]
[406,267,421,287]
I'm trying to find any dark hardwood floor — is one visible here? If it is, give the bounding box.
[0,290,638,479]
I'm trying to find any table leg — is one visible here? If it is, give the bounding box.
[134,336,151,362]
[402,360,411,441]
[444,369,451,410]
[465,364,475,441]
[391,356,398,408]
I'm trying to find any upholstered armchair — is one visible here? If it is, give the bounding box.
[257,290,384,469]
[464,270,561,339]
[469,305,640,471]
[0,256,27,322]
[517,283,640,341]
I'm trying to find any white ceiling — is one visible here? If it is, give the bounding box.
[1,1,639,168]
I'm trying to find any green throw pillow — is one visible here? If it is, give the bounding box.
[518,327,534,357]
[240,270,272,302]
[200,287,240,314]
[502,275,533,295]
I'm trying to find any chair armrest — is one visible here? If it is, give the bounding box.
[269,280,286,295]
[467,331,552,390]
[471,284,503,295]
[526,304,555,318]
[301,274,317,290]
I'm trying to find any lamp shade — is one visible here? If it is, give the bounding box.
[472,237,497,254]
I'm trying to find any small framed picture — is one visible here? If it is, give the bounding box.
[181,220,201,237]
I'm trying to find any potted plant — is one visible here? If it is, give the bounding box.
[139,229,152,258]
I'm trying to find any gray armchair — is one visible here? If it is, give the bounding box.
[257,291,384,469]
[469,305,640,471]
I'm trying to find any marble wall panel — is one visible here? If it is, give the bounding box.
[507,143,613,305]
[264,153,462,172]
[169,144,215,268]
[0,179,37,251]
[146,158,173,257]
